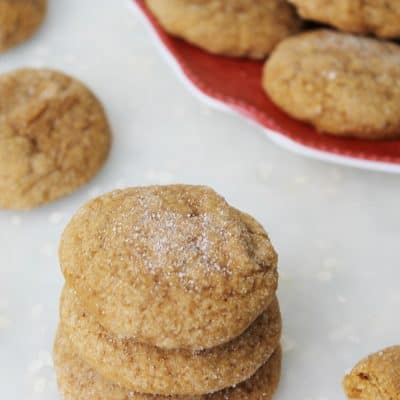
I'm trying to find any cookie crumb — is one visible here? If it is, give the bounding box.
[10,215,22,226]
[317,270,332,282]
[0,313,11,329]
[337,295,348,304]
[49,212,65,224]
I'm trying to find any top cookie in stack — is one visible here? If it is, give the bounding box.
[59,185,278,351]
[55,185,282,399]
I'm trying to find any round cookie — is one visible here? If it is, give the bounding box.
[289,0,400,39]
[60,285,282,396]
[0,68,111,209]
[343,346,400,399]
[54,326,282,400]
[145,0,302,59]
[263,29,400,140]
[60,185,278,350]
[0,0,46,52]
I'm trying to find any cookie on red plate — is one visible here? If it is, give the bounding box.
[145,0,302,59]
[263,30,400,140]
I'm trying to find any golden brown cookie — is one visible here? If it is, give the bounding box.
[289,0,400,39]
[60,285,282,396]
[0,68,111,209]
[145,0,301,59]
[59,185,278,350]
[0,0,46,52]
[343,346,400,399]
[263,29,400,140]
[54,326,282,400]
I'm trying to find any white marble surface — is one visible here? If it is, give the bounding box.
[0,1,399,399]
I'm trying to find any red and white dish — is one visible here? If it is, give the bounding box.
[130,0,400,174]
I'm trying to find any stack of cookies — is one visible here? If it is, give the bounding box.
[54,185,282,400]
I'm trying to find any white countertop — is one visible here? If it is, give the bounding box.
[0,1,399,399]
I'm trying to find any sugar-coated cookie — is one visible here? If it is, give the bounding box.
[343,345,400,400]
[145,0,301,59]
[289,0,400,39]
[0,68,111,209]
[0,0,46,52]
[263,30,400,140]
[60,185,278,350]
[54,326,282,400]
[60,285,281,396]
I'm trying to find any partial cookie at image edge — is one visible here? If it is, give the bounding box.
[288,0,400,39]
[343,345,400,399]
[0,0,47,52]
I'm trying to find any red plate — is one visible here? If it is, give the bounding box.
[130,0,400,173]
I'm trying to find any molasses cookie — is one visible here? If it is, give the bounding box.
[60,185,278,350]
[263,30,400,140]
[343,346,400,399]
[60,285,281,396]
[0,0,46,52]
[289,0,400,38]
[0,68,111,209]
[54,326,282,400]
[145,0,302,59]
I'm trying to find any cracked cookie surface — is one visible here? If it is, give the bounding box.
[59,185,278,350]
[60,285,281,396]
[54,325,282,400]
[0,0,46,52]
[263,29,400,140]
[145,0,301,59]
[0,68,111,209]
[343,346,400,399]
[289,0,400,38]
